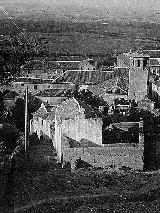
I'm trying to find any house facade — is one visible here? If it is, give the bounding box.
[11,77,55,95]
[149,78,160,104]
[30,102,55,140]
[148,58,160,76]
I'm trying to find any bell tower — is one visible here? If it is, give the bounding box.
[128,51,150,100]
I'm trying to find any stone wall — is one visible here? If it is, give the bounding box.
[128,67,148,100]
[62,115,102,146]
[63,136,144,171]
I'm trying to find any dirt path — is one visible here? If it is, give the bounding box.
[14,183,160,213]
[12,138,160,212]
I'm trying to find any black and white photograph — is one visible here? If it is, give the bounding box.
[1,0,160,212]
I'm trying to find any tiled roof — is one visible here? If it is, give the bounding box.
[45,61,61,70]
[126,51,150,58]
[87,78,117,96]
[14,77,53,84]
[22,60,81,71]
[87,68,129,96]
[35,89,68,97]
[100,67,114,71]
[143,50,160,58]
[57,61,81,70]
[149,58,160,66]
[53,70,114,85]
[24,60,45,70]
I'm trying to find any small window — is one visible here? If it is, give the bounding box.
[42,120,43,125]
[21,83,24,86]
[137,60,140,67]
[34,85,37,90]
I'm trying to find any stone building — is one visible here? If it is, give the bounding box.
[54,97,103,160]
[149,78,160,104]
[148,58,160,76]
[11,77,54,95]
[117,50,150,100]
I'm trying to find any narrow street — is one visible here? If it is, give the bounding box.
[0,137,58,213]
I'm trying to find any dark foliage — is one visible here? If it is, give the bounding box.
[73,89,107,109]
[12,94,41,131]
[27,93,42,117]
[0,123,19,153]
[28,133,40,146]
[13,98,25,131]
[0,35,37,82]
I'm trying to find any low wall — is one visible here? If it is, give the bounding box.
[63,142,144,171]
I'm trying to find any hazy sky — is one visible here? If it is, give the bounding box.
[1,0,160,21]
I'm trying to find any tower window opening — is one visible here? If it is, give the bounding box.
[137,60,140,67]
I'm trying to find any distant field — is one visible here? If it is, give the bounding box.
[1,19,160,56]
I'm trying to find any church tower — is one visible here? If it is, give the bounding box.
[128,51,150,100]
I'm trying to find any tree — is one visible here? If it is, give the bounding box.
[0,123,19,153]
[13,98,25,131]
[27,93,42,119]
[12,95,41,131]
